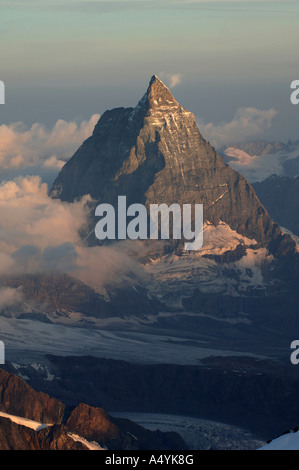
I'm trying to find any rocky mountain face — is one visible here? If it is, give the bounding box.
[253,175,299,237]
[51,75,294,257]
[0,76,296,332]
[0,418,86,450]
[0,368,187,450]
[0,369,64,424]
[65,403,185,450]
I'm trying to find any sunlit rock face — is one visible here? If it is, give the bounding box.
[51,75,294,256]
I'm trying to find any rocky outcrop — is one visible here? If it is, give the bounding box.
[0,369,65,424]
[66,403,186,450]
[0,418,86,450]
[51,75,295,257]
[0,368,187,450]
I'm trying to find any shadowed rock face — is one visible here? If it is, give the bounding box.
[51,75,294,256]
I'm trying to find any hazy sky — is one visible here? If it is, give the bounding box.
[1,0,299,142]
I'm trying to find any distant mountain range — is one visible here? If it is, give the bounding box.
[222,139,299,240]
[223,143,299,183]
[225,140,299,157]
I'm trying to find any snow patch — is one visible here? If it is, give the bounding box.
[0,411,51,431]
[200,221,256,256]
[67,432,105,450]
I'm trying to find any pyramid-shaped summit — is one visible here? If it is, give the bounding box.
[138,74,180,110]
[51,76,294,256]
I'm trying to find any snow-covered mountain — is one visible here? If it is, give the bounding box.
[259,428,299,450]
[224,141,299,238]
[0,77,298,450]
[52,75,292,257]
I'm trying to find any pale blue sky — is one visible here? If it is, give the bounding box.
[1,0,299,142]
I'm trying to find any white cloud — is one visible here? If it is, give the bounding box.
[159,72,183,88]
[198,107,277,149]
[0,287,23,308]
[0,176,91,254]
[0,114,100,170]
[0,175,144,290]
[169,74,182,88]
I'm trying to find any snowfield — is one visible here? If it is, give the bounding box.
[259,429,299,450]
[67,433,105,450]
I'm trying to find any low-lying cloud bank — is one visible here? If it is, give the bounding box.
[0,176,144,292]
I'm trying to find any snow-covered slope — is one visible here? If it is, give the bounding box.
[145,223,270,307]
[259,428,299,450]
[0,411,50,431]
[67,433,104,450]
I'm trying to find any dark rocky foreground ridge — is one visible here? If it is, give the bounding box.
[0,368,186,450]
[52,75,294,257]
[7,354,299,441]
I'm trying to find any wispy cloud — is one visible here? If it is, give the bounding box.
[159,73,183,88]
[169,74,182,88]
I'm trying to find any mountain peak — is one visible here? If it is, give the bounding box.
[51,76,296,257]
[136,74,179,112]
[148,74,167,89]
